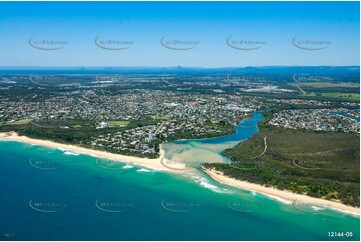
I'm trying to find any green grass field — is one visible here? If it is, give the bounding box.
[0,119,30,126]
[303,92,360,101]
[296,82,359,88]
[107,121,130,127]
[151,115,168,120]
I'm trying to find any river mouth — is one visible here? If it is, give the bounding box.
[1,112,359,240]
[161,112,264,170]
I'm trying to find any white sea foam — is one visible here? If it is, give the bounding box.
[122,165,134,169]
[193,177,230,193]
[137,168,152,173]
[311,205,325,211]
[199,180,218,189]
[64,151,79,156]
[264,194,293,204]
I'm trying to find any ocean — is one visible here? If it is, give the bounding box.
[0,113,359,240]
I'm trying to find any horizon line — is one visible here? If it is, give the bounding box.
[0,65,360,69]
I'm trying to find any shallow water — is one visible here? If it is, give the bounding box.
[162,112,263,166]
[0,112,359,240]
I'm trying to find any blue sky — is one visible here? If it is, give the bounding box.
[0,1,359,67]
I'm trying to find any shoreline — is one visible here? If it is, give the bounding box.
[202,167,360,217]
[1,131,359,217]
[0,131,188,173]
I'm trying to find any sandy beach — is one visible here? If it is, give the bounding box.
[1,131,359,217]
[0,131,189,173]
[202,167,360,217]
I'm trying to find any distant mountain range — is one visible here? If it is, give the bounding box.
[0,66,359,82]
[0,65,359,71]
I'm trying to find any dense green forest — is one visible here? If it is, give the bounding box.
[203,113,360,207]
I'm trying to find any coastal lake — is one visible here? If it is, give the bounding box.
[0,112,359,240]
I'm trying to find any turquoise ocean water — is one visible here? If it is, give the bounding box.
[0,113,359,240]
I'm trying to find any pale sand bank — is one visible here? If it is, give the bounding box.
[0,132,190,173]
[202,167,360,217]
